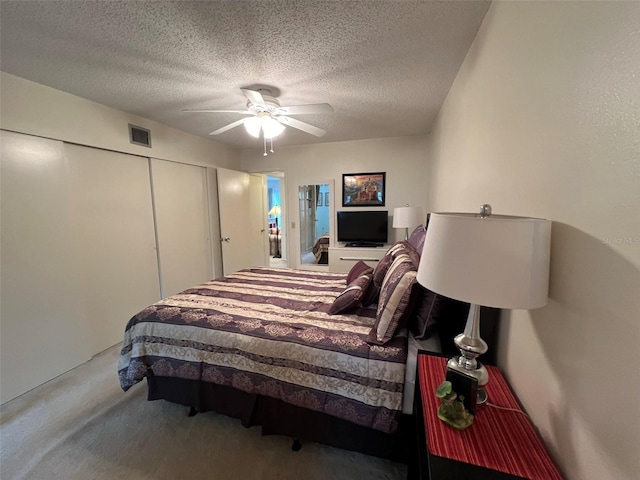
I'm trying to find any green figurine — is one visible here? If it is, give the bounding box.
[435,381,474,430]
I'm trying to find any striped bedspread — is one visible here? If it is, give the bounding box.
[118,267,408,433]
[312,233,330,260]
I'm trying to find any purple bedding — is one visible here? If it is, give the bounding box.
[119,267,408,433]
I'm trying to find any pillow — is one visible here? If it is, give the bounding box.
[398,240,421,269]
[363,241,420,306]
[367,254,417,344]
[408,284,441,340]
[329,272,373,314]
[361,279,381,307]
[408,225,426,254]
[346,260,372,285]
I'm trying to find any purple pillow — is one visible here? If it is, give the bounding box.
[367,254,417,344]
[329,272,373,314]
[363,241,421,306]
[408,225,426,254]
[408,284,440,340]
[346,260,372,285]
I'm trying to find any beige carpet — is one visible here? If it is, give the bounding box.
[1,345,406,480]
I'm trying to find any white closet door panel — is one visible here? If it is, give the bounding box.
[65,144,160,354]
[217,168,252,275]
[207,168,224,280]
[151,159,212,297]
[0,132,89,403]
[249,174,268,268]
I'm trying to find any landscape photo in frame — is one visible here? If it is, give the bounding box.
[342,172,385,207]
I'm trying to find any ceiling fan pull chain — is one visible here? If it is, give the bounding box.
[263,135,268,156]
[270,137,275,154]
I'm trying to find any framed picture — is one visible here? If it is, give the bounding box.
[342,172,385,207]
[317,194,323,206]
[324,192,329,206]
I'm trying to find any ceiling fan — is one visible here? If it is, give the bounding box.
[182,88,334,139]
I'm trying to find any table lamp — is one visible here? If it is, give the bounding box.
[416,204,551,403]
[392,205,424,240]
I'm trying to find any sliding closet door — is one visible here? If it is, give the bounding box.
[1,132,89,403]
[151,159,213,297]
[65,144,161,354]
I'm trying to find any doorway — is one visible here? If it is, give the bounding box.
[266,173,287,268]
[298,183,330,268]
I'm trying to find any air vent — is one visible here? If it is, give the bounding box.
[129,124,151,147]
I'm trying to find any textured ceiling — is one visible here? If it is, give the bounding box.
[0,1,490,151]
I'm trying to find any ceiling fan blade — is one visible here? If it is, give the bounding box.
[278,117,326,137]
[278,103,334,115]
[241,88,266,107]
[182,109,252,114]
[209,119,246,135]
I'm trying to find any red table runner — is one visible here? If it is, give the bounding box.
[418,355,563,480]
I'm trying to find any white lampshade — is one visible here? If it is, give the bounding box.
[392,206,424,229]
[262,117,285,139]
[417,212,552,309]
[243,117,262,138]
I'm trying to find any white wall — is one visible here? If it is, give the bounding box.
[0,72,241,169]
[241,135,429,268]
[425,2,640,479]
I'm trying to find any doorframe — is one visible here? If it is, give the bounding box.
[261,170,288,267]
[295,179,333,271]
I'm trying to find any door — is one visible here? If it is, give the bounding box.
[66,144,161,353]
[249,174,269,267]
[151,159,213,297]
[217,168,253,275]
[1,132,89,403]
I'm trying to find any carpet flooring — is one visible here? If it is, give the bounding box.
[1,344,407,480]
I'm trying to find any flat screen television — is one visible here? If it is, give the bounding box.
[337,210,388,247]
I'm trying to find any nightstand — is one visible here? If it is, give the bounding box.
[412,352,564,480]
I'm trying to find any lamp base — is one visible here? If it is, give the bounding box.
[447,356,489,405]
[446,303,491,404]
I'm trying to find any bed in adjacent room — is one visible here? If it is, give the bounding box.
[118,226,498,461]
[311,233,330,264]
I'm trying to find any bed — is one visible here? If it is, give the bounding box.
[311,233,330,264]
[118,226,499,462]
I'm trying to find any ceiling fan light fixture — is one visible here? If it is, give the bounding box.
[262,117,285,139]
[243,117,262,138]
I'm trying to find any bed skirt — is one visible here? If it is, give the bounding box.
[146,373,412,463]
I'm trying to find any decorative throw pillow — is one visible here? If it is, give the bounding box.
[362,246,397,306]
[329,272,373,314]
[408,225,426,254]
[408,284,441,340]
[398,240,421,269]
[363,241,420,306]
[367,254,417,344]
[346,260,372,285]
[371,242,407,289]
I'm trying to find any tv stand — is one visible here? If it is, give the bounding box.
[345,242,383,248]
[328,245,388,272]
